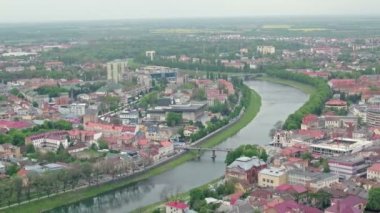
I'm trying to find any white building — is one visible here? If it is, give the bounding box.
[70,103,86,116]
[106,59,128,83]
[310,138,373,156]
[288,169,339,190]
[145,50,156,61]
[26,131,69,152]
[119,110,139,124]
[257,46,275,55]
[367,163,380,181]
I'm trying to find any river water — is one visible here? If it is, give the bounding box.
[49,80,308,213]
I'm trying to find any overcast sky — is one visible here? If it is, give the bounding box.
[1,0,379,23]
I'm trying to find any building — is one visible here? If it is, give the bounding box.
[328,156,369,180]
[106,59,128,83]
[257,46,275,55]
[119,110,139,125]
[25,131,69,152]
[159,141,174,157]
[165,201,189,213]
[258,167,287,188]
[287,169,339,190]
[147,103,207,122]
[5,66,25,72]
[0,144,22,159]
[325,99,348,110]
[367,106,380,128]
[44,61,64,71]
[225,156,266,184]
[69,103,86,116]
[145,50,156,61]
[310,138,373,156]
[367,163,380,181]
[137,66,177,81]
[84,122,138,137]
[266,200,322,213]
[301,114,319,130]
[325,195,367,213]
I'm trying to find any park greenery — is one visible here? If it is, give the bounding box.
[225,144,268,165]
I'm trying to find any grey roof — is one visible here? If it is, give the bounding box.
[227,156,265,171]
[289,169,338,181]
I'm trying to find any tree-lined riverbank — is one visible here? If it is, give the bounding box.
[1,85,261,213]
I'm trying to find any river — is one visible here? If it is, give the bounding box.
[49,80,308,213]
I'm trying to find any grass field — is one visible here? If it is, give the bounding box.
[2,87,261,213]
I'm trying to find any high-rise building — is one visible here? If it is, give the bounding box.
[106,59,128,83]
[145,50,156,61]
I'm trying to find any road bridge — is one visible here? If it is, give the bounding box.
[175,146,233,160]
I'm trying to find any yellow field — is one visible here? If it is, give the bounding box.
[262,24,292,29]
[289,28,328,32]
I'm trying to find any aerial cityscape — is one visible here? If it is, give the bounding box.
[0,1,380,213]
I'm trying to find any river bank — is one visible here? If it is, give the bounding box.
[2,86,261,213]
[256,76,315,95]
[134,77,315,213]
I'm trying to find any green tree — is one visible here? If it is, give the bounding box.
[6,164,19,176]
[98,139,109,150]
[225,144,267,165]
[166,112,182,127]
[367,188,380,211]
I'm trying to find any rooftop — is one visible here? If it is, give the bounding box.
[166,201,188,209]
[227,156,266,171]
[368,163,380,172]
[259,167,286,177]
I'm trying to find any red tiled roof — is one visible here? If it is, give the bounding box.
[297,129,325,139]
[160,141,172,148]
[0,120,32,129]
[230,192,244,205]
[368,163,380,172]
[17,168,28,177]
[302,114,318,125]
[166,201,188,209]
[326,99,347,106]
[272,200,322,213]
[276,184,307,194]
[138,139,149,146]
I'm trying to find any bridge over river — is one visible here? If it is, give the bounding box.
[50,80,308,213]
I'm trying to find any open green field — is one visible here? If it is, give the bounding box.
[1,87,261,213]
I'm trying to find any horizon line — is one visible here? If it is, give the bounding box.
[0,14,379,25]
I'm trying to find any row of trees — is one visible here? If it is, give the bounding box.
[265,70,332,130]
[35,85,68,98]
[0,157,146,208]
